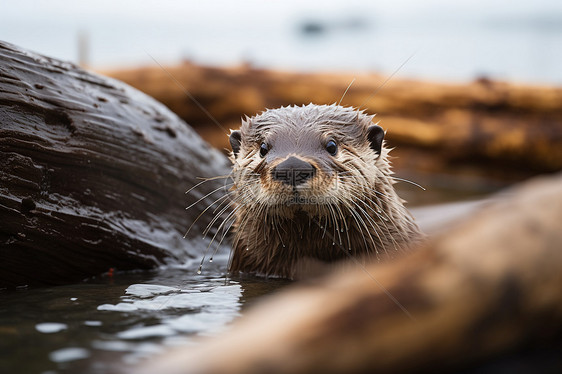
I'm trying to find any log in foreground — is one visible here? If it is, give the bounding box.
[138,172,562,374]
[0,41,230,289]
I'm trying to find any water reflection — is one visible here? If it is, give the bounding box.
[99,281,242,337]
[0,261,289,374]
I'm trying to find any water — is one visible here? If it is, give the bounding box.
[0,172,503,374]
[0,174,499,374]
[0,259,290,374]
[1,0,562,84]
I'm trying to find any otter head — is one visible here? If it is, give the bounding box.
[229,104,386,219]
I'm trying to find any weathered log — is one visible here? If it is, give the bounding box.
[0,41,230,289]
[108,63,562,178]
[138,172,562,374]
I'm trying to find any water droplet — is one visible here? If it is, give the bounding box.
[209,258,213,263]
[245,247,249,251]
[332,242,335,246]
[196,265,202,275]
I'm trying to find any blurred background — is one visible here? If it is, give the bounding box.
[2,0,562,83]
[1,0,561,203]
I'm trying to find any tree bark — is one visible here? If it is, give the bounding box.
[0,41,230,289]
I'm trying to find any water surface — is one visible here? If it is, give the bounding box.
[0,174,504,373]
[0,259,289,374]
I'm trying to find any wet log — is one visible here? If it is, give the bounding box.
[139,172,562,374]
[0,41,230,289]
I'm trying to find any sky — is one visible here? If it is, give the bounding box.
[2,0,562,83]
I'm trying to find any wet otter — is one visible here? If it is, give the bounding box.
[226,104,422,278]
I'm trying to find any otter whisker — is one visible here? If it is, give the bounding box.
[390,176,426,191]
[203,197,241,238]
[360,194,411,245]
[327,204,342,246]
[211,213,238,263]
[184,191,234,238]
[355,199,396,254]
[338,77,356,106]
[196,174,233,181]
[350,200,385,257]
[275,210,289,247]
[211,189,238,215]
[206,205,242,255]
[358,52,416,111]
[235,201,267,257]
[211,178,259,215]
[320,212,329,239]
[196,203,237,274]
[185,173,232,195]
[185,183,233,211]
[347,208,371,256]
[338,174,413,217]
[336,202,353,251]
[330,205,347,245]
[335,169,414,252]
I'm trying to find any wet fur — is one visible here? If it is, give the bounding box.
[228,104,423,278]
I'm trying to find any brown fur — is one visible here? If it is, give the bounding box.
[228,104,423,278]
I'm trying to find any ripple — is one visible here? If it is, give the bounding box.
[35,323,68,333]
[92,340,136,352]
[84,320,102,327]
[125,284,180,298]
[97,284,242,312]
[49,347,90,363]
[117,324,176,339]
[97,282,242,344]
[97,303,138,312]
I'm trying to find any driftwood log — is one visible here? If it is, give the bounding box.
[138,172,562,374]
[109,63,562,179]
[0,41,230,289]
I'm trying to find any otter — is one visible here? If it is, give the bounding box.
[225,104,422,278]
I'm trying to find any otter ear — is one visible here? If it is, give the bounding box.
[367,125,384,155]
[229,130,242,156]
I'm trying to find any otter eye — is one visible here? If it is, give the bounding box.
[259,142,269,157]
[325,140,338,156]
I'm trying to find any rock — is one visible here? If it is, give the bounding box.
[0,41,230,289]
[137,172,562,374]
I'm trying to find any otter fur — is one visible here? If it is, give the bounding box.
[227,104,423,278]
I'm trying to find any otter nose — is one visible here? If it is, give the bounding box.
[272,156,316,186]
